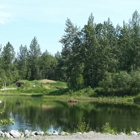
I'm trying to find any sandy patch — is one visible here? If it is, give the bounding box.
[43,85,50,89]
[39,79,56,83]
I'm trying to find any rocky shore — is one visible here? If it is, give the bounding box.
[0,130,140,140]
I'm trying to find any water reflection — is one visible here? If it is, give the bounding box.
[0,96,140,133]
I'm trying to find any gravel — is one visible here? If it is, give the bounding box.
[9,131,140,140]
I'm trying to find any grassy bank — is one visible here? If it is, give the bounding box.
[0,79,139,104]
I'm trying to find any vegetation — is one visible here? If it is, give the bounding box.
[133,94,140,103]
[74,119,91,133]
[0,100,14,126]
[102,122,116,134]
[0,79,136,104]
[1,11,140,97]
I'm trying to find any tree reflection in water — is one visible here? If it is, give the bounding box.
[1,96,140,133]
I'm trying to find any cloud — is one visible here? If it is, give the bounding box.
[0,5,13,24]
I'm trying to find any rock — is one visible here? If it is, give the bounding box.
[83,132,88,135]
[75,132,82,135]
[88,131,94,134]
[4,132,12,138]
[46,132,52,136]
[131,131,138,135]
[119,132,126,135]
[37,131,44,135]
[10,130,21,138]
[52,130,58,135]
[20,132,24,138]
[24,130,31,137]
[0,131,5,138]
[60,131,70,136]
[0,131,4,137]
[60,131,66,135]
[31,131,38,136]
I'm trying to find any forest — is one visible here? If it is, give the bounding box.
[1,10,140,96]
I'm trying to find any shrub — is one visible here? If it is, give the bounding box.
[102,122,116,134]
[74,119,91,133]
[133,94,140,103]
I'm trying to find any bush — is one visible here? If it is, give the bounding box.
[99,70,140,96]
[133,94,140,103]
[102,122,116,134]
[74,119,91,133]
[0,82,3,89]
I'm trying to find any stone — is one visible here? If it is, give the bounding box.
[0,131,5,138]
[60,131,66,135]
[31,131,38,136]
[131,131,138,135]
[75,132,82,135]
[4,132,11,138]
[21,132,24,138]
[119,132,126,135]
[24,130,31,137]
[52,130,58,135]
[88,131,94,134]
[37,131,44,135]
[0,131,4,137]
[10,130,21,138]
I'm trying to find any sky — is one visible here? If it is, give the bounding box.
[0,0,140,55]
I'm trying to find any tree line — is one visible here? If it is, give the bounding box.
[0,37,57,86]
[1,10,140,96]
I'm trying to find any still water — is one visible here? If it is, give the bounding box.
[0,96,140,133]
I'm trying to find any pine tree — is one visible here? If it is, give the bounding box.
[27,37,41,80]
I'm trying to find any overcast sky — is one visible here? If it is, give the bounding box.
[0,0,140,55]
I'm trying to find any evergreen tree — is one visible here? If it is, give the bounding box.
[59,18,79,82]
[129,10,140,70]
[1,42,15,71]
[27,37,41,80]
[17,45,28,79]
[39,50,57,79]
[81,14,104,87]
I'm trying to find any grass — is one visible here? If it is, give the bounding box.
[0,79,138,104]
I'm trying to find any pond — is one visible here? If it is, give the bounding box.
[0,96,140,133]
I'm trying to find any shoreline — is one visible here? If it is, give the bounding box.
[10,131,140,140]
[0,130,140,140]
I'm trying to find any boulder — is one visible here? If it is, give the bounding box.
[131,131,138,135]
[52,130,58,135]
[60,131,66,136]
[10,130,21,138]
[4,132,12,138]
[0,131,4,137]
[37,131,44,135]
[24,130,31,137]
[31,131,38,136]
[119,132,126,135]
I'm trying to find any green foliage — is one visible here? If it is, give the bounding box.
[1,11,140,97]
[74,119,91,133]
[0,118,14,126]
[133,94,140,103]
[0,82,3,89]
[17,45,28,79]
[27,37,42,80]
[0,100,14,126]
[99,70,140,96]
[102,122,116,134]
